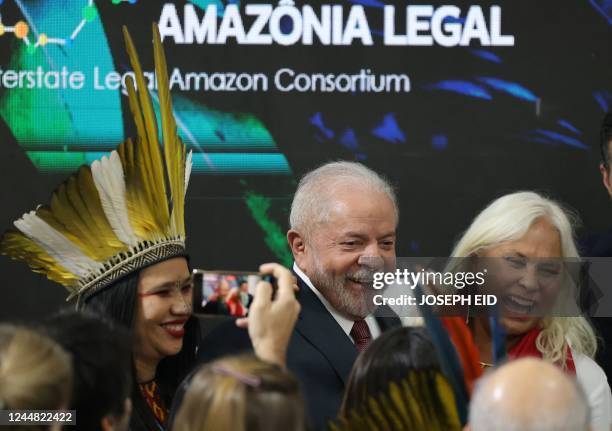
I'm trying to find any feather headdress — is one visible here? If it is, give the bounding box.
[330,370,462,431]
[0,24,192,302]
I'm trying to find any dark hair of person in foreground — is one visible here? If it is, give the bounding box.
[44,310,133,431]
[337,326,461,431]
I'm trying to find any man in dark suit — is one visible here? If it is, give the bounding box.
[194,161,402,430]
[584,112,612,383]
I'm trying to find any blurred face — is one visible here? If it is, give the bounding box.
[477,218,563,337]
[133,257,192,362]
[101,398,132,431]
[218,280,230,298]
[600,143,612,197]
[295,185,397,320]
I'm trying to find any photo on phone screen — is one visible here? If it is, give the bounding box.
[192,270,275,316]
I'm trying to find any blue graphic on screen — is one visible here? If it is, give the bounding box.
[590,0,612,24]
[372,113,406,144]
[594,91,612,112]
[310,112,335,140]
[340,128,359,150]
[557,120,582,135]
[477,77,537,102]
[470,49,502,64]
[425,80,492,100]
[431,134,449,150]
[519,129,588,149]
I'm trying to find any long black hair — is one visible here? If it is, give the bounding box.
[83,266,200,431]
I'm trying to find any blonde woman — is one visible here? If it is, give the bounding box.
[0,325,72,431]
[173,355,305,431]
[448,191,611,431]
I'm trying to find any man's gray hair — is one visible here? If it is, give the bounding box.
[289,161,398,234]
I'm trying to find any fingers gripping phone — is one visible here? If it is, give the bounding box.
[192,269,276,316]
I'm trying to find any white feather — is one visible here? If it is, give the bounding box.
[15,212,102,277]
[184,150,193,194]
[91,151,139,246]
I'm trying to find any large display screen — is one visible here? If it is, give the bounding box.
[0,0,610,319]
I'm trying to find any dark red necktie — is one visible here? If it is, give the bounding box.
[350,319,372,352]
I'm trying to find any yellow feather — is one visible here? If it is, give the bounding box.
[330,370,463,431]
[121,27,170,239]
[389,382,411,425]
[367,397,391,431]
[152,23,186,238]
[125,70,147,148]
[122,27,161,154]
[0,230,78,290]
[435,373,462,428]
[378,393,403,430]
[70,166,126,254]
[40,167,125,260]
[1,24,190,301]
[405,373,425,426]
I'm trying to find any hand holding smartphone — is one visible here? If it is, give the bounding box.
[192,269,276,316]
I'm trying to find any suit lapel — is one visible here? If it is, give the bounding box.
[294,277,357,385]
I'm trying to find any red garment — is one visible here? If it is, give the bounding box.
[227,299,245,317]
[139,380,167,427]
[508,327,576,374]
[441,317,483,395]
[441,318,576,385]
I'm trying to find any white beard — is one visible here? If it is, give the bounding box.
[308,255,378,319]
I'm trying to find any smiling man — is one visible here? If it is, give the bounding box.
[193,162,402,430]
[583,112,612,386]
[283,162,401,428]
[288,162,398,324]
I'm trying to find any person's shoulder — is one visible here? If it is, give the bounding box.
[572,349,612,431]
[572,349,609,391]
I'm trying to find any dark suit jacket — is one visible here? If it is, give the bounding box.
[171,274,401,430]
[582,229,612,384]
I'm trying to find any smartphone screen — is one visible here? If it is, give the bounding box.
[192,269,275,316]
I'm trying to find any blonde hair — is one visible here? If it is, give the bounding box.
[0,325,72,430]
[450,191,597,365]
[173,355,305,431]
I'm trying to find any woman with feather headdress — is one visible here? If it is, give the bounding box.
[0,24,299,431]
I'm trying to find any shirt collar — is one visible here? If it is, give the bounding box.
[293,262,380,341]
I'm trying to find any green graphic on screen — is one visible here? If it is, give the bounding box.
[0,0,291,175]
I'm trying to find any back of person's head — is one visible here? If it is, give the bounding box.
[341,327,439,414]
[468,358,589,431]
[0,324,72,431]
[339,327,461,430]
[44,311,132,431]
[173,354,305,431]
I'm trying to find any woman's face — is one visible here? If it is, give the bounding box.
[133,257,192,362]
[478,218,563,337]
